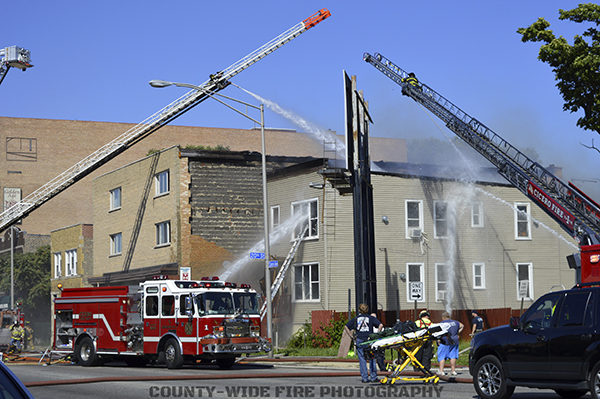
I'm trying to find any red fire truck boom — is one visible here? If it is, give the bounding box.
[53,278,267,369]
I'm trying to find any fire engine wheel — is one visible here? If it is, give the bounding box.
[164,338,183,369]
[75,336,98,367]
[216,356,236,369]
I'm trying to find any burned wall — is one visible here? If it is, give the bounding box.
[188,154,265,259]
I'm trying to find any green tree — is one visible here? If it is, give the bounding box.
[0,245,51,318]
[518,3,600,137]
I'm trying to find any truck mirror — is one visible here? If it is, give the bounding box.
[185,296,192,311]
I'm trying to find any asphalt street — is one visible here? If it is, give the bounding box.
[5,360,577,399]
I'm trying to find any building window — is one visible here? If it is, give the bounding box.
[292,198,318,239]
[65,249,77,277]
[270,205,280,231]
[405,200,423,239]
[435,263,449,302]
[156,221,170,246]
[471,202,484,228]
[517,263,533,300]
[473,263,485,289]
[110,187,121,211]
[155,170,170,196]
[53,252,62,279]
[110,232,122,256]
[293,263,319,301]
[514,202,531,239]
[434,201,449,238]
[406,263,425,302]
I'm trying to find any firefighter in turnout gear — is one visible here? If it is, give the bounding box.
[9,321,24,353]
[414,310,433,371]
[401,72,420,95]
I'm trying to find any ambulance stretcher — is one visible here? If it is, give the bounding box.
[360,323,450,385]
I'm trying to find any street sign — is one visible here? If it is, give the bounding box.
[180,267,191,281]
[269,260,278,268]
[409,281,423,301]
[250,252,265,259]
[519,281,529,298]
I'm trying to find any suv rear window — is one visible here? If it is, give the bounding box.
[557,291,592,327]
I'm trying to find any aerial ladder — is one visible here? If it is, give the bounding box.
[0,46,33,86]
[0,9,331,233]
[364,52,600,280]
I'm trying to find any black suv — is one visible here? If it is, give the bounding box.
[469,285,600,399]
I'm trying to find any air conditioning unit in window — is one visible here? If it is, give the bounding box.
[437,291,446,301]
[411,229,422,239]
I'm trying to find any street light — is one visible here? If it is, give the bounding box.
[9,225,21,310]
[149,79,273,356]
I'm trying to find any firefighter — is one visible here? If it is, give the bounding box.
[24,322,33,350]
[401,72,420,95]
[9,321,24,353]
[403,72,419,87]
[414,310,433,371]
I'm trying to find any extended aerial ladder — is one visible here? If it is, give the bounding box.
[364,52,600,250]
[0,46,33,86]
[0,9,331,233]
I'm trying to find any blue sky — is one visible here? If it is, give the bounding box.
[2,1,598,197]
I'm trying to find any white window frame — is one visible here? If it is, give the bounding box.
[109,187,121,211]
[65,249,77,277]
[291,198,319,240]
[293,262,320,302]
[270,205,280,231]
[110,232,122,256]
[514,202,532,240]
[516,262,534,300]
[435,263,449,302]
[406,263,425,302]
[53,252,62,279]
[154,170,170,197]
[433,200,449,239]
[405,200,424,239]
[155,221,171,247]
[472,262,486,289]
[471,201,484,228]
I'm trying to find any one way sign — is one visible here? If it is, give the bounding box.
[409,282,423,301]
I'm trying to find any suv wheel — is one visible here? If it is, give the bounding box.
[473,355,515,399]
[589,362,600,399]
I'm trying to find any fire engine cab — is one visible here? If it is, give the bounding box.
[52,277,270,369]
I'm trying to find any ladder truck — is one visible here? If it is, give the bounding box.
[0,46,33,86]
[364,52,600,283]
[0,9,331,233]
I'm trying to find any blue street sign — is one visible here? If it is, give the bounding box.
[269,260,279,268]
[250,252,265,259]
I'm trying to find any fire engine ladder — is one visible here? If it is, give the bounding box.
[122,152,160,273]
[260,224,308,320]
[0,9,331,233]
[364,52,600,245]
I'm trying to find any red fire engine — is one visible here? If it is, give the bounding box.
[52,277,270,369]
